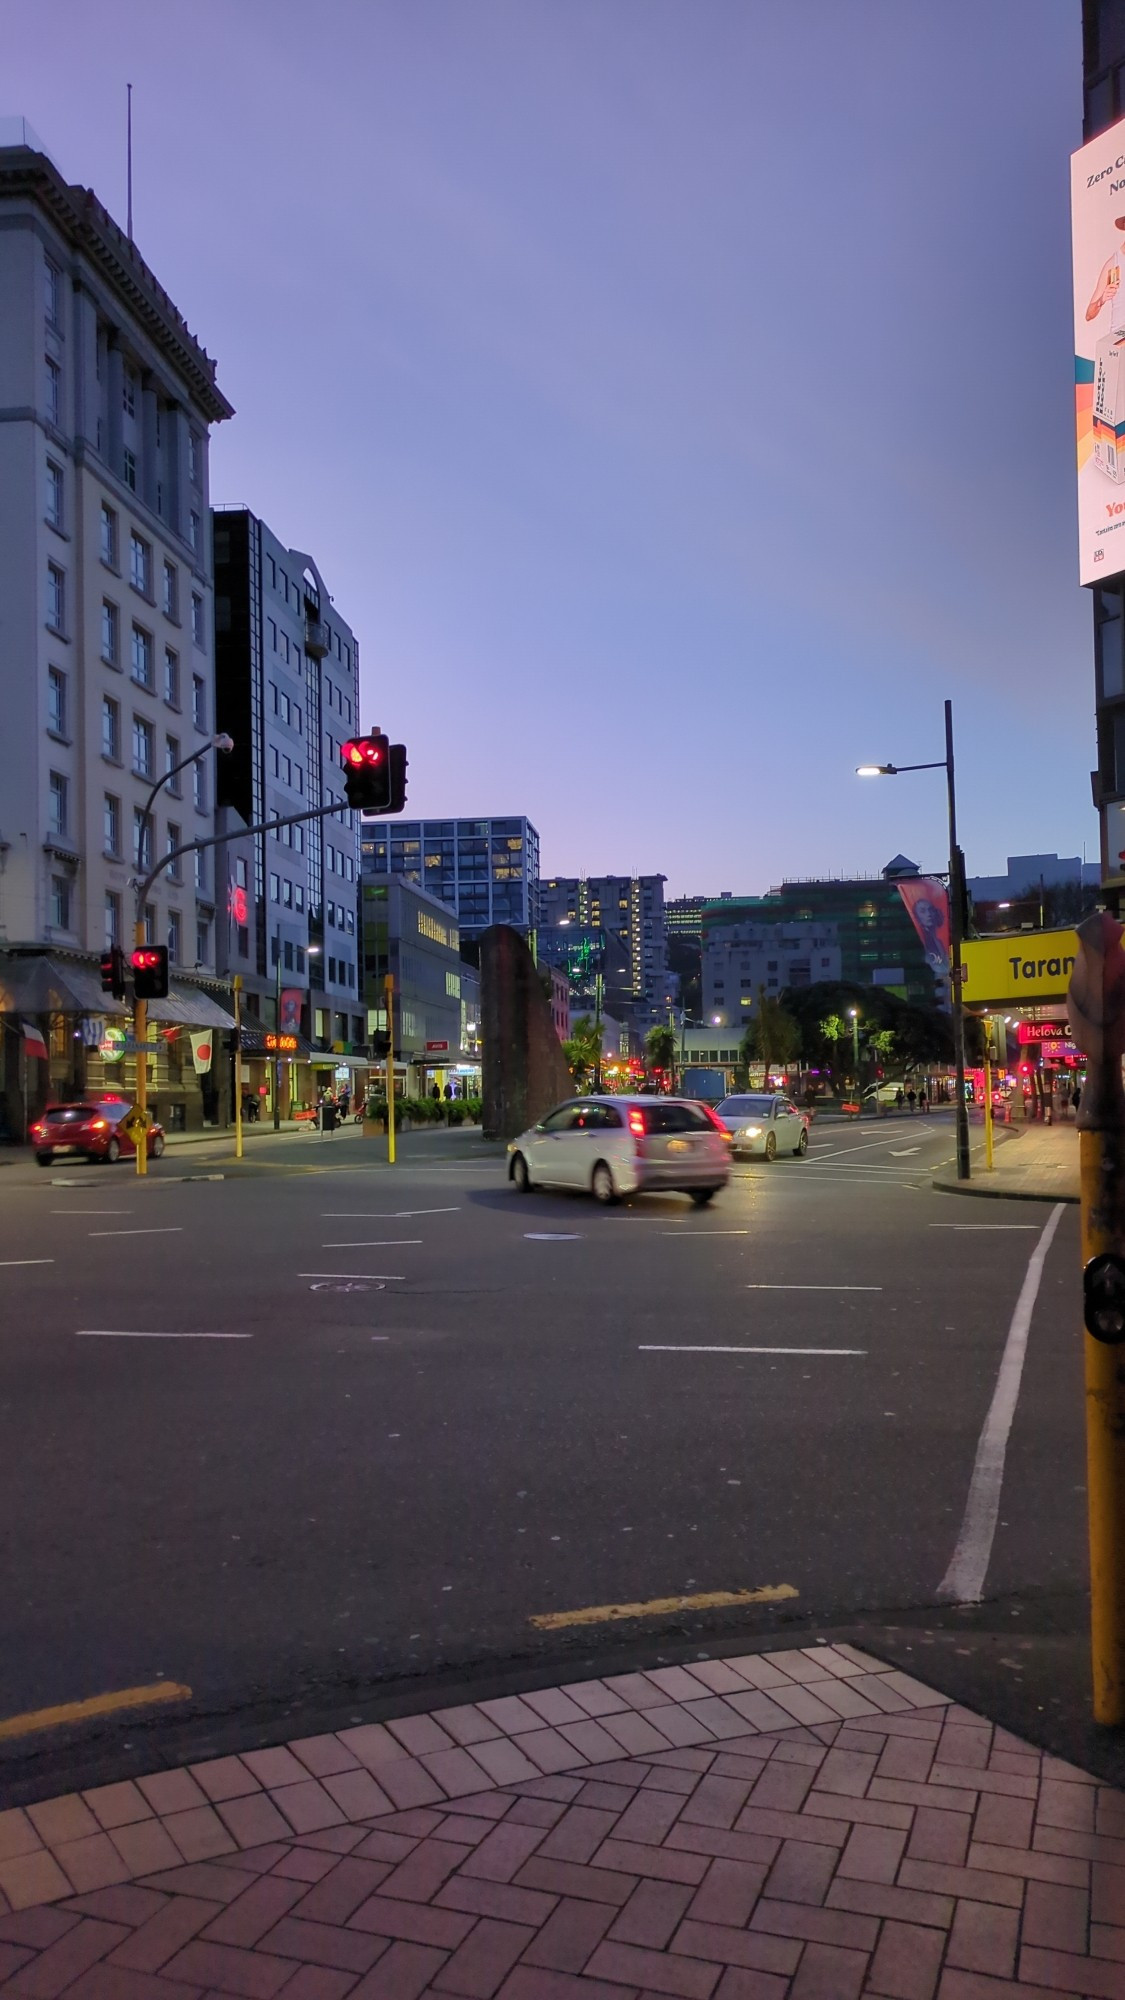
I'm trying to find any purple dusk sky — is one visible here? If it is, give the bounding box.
[8,2,1089,896]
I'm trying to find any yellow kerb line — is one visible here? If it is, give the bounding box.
[529,1585,798,1631]
[0,1681,192,1741]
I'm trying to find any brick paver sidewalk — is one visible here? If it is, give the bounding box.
[933,1120,1080,1204]
[0,1643,1121,1997]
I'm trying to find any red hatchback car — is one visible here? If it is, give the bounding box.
[30,1098,166,1167]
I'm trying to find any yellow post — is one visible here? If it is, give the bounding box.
[982,1025,994,1172]
[384,974,396,1165]
[133,918,148,1178]
[1068,912,1125,1725]
[233,975,244,1162]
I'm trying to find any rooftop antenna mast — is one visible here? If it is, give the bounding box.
[126,82,133,242]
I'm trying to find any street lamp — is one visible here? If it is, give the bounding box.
[847,1006,860,1080]
[856,697,970,1180]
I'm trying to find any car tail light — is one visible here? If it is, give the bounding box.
[700,1105,727,1134]
[30,1123,44,1139]
[90,1119,108,1131]
[628,1106,646,1152]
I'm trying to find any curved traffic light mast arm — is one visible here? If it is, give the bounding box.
[133,795,360,916]
[133,734,234,929]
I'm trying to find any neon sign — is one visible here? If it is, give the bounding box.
[264,1032,298,1052]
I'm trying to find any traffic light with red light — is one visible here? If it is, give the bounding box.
[340,733,408,814]
[131,946,169,1000]
[100,944,127,1002]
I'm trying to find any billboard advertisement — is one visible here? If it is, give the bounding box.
[896,877,951,981]
[1071,115,1125,582]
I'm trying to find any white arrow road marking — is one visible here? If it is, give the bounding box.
[938,1203,1065,1605]
[889,1147,921,1156]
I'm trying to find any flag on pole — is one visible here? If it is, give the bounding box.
[21,1021,48,1060]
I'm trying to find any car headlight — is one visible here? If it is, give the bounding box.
[739,1125,762,1138]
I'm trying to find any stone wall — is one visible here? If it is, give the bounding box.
[480,925,573,1140]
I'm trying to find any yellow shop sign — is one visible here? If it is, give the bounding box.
[959,929,1080,1006]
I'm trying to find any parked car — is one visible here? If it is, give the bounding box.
[29,1097,166,1167]
[713,1093,810,1160]
[508,1095,731,1205]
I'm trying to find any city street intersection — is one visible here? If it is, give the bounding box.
[0,1114,1090,1814]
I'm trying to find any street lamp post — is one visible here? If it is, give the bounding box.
[848,1006,860,1084]
[856,697,971,1180]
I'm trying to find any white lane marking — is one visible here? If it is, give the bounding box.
[87,1227,184,1238]
[745,1283,882,1292]
[937,1202,1065,1606]
[812,1135,942,1160]
[320,1208,460,1218]
[0,1259,54,1268]
[889,1148,921,1157]
[929,1224,1037,1231]
[51,1209,131,1215]
[76,1329,252,1339]
[525,1232,582,1241]
[640,1345,866,1356]
[661,1230,750,1237]
[321,1240,422,1248]
[299,1271,406,1280]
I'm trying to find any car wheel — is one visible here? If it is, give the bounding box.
[35,1153,52,1168]
[591,1161,618,1205]
[511,1152,533,1192]
[764,1132,777,1162]
[794,1129,808,1156]
[105,1136,120,1164]
[690,1187,717,1207]
[150,1134,165,1158]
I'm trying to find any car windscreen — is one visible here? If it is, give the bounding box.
[44,1106,93,1124]
[717,1097,773,1118]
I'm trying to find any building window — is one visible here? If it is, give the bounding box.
[162,560,178,620]
[131,624,154,689]
[105,890,121,948]
[46,460,63,529]
[194,849,207,893]
[167,823,182,881]
[123,367,136,417]
[130,532,151,596]
[189,509,200,554]
[164,647,180,707]
[191,673,206,731]
[47,666,66,738]
[45,355,60,426]
[46,562,65,633]
[100,504,118,568]
[165,734,181,793]
[167,909,181,964]
[103,792,121,857]
[193,759,206,812]
[132,714,154,777]
[133,806,151,869]
[237,924,249,957]
[45,258,61,328]
[101,598,119,665]
[269,872,279,902]
[49,874,70,930]
[101,694,120,760]
[123,447,137,491]
[196,918,210,966]
[48,770,68,837]
[188,430,200,485]
[191,593,205,647]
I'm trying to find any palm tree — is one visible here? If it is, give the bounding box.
[645,1023,677,1088]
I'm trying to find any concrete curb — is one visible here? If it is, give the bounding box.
[931,1172,1079,1204]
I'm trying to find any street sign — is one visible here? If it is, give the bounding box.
[121,1106,149,1145]
[426,1040,449,1052]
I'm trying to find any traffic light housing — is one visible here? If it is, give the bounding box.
[132,946,169,1000]
[100,945,127,1002]
[340,734,408,815]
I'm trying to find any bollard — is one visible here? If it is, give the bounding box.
[1068,911,1125,1724]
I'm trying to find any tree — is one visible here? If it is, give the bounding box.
[742,989,801,1081]
[645,1024,677,1082]
[563,1014,603,1087]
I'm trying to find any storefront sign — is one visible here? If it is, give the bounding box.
[263,1032,298,1053]
[425,1040,449,1052]
[1017,1020,1070,1043]
[100,1024,127,1063]
[959,930,1080,1005]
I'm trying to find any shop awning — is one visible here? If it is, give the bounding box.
[0,954,236,1030]
[151,983,237,1030]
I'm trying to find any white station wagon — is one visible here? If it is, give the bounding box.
[508,1095,731,1206]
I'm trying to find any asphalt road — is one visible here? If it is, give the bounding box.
[0,1111,1087,1797]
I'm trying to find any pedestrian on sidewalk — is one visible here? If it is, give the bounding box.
[906,1087,916,1113]
[895,1087,904,1111]
[918,1087,928,1113]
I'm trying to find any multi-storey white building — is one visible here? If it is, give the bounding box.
[0,121,233,966]
[703,919,842,1024]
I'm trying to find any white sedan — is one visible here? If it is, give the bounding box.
[714,1093,810,1160]
[508,1095,731,1206]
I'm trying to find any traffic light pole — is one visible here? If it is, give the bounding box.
[133,912,149,1179]
[385,975,396,1167]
